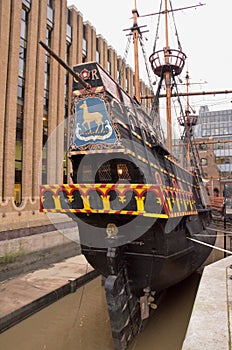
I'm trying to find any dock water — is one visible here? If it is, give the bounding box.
[0,220,231,349]
[0,254,98,334]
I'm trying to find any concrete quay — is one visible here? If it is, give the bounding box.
[182,255,232,350]
[0,254,99,333]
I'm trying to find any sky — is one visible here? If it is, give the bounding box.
[67,0,232,136]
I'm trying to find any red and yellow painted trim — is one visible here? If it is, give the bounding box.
[73,86,105,96]
[69,148,125,156]
[40,183,197,218]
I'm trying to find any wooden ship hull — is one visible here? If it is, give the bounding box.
[78,213,214,296]
[39,2,217,346]
[40,60,216,348]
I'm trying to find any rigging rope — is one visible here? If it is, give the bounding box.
[169,0,183,51]
[138,35,154,92]
[153,0,163,52]
[118,36,132,85]
[171,72,203,182]
[151,68,166,143]
[187,237,232,255]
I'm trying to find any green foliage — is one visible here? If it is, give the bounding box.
[0,247,26,265]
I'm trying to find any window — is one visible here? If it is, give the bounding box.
[47,1,53,28]
[42,26,52,184]
[107,49,111,74]
[199,143,208,150]
[63,43,71,183]
[22,0,31,9]
[14,6,29,206]
[200,158,208,166]
[96,50,100,63]
[126,77,129,92]
[43,27,52,110]
[66,9,72,43]
[97,162,112,182]
[82,25,87,62]
[117,164,131,180]
[96,38,100,63]
[66,24,72,44]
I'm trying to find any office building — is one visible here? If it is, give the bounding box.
[0,0,152,248]
[193,106,232,195]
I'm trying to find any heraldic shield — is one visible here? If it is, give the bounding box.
[73,97,118,147]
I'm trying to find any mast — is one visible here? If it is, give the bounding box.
[132,1,140,101]
[185,71,191,167]
[164,0,172,152]
[123,1,148,101]
[149,1,187,153]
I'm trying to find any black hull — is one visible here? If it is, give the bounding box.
[76,211,215,296]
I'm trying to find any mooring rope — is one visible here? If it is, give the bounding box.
[208,227,232,235]
[187,237,232,255]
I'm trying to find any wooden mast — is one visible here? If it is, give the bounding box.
[164,0,172,152]
[132,0,140,101]
[185,71,191,166]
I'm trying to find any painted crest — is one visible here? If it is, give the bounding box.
[73,97,118,147]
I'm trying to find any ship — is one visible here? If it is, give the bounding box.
[40,2,216,349]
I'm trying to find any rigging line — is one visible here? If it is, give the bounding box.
[172,99,183,136]
[139,3,205,19]
[152,68,166,142]
[197,233,230,237]
[118,36,132,85]
[172,73,203,180]
[153,0,163,52]
[169,0,182,51]
[208,227,232,235]
[138,35,154,91]
[183,96,196,114]
[187,236,232,255]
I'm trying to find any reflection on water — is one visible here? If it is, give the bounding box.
[128,273,200,350]
[0,273,200,350]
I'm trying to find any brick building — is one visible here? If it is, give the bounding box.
[0,0,152,259]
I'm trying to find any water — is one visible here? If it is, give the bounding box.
[0,273,200,350]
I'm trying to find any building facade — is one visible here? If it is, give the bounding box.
[193,106,232,195]
[0,0,152,235]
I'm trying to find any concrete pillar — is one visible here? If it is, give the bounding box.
[55,0,66,184]
[117,56,126,90]
[126,66,133,96]
[0,0,11,201]
[97,35,108,69]
[68,6,83,65]
[144,86,152,113]
[108,46,117,80]
[68,6,84,183]
[91,25,96,61]
[46,0,64,184]
[2,0,21,200]
[84,21,93,62]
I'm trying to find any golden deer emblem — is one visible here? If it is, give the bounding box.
[80,101,104,132]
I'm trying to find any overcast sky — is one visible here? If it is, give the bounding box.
[67,0,232,136]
